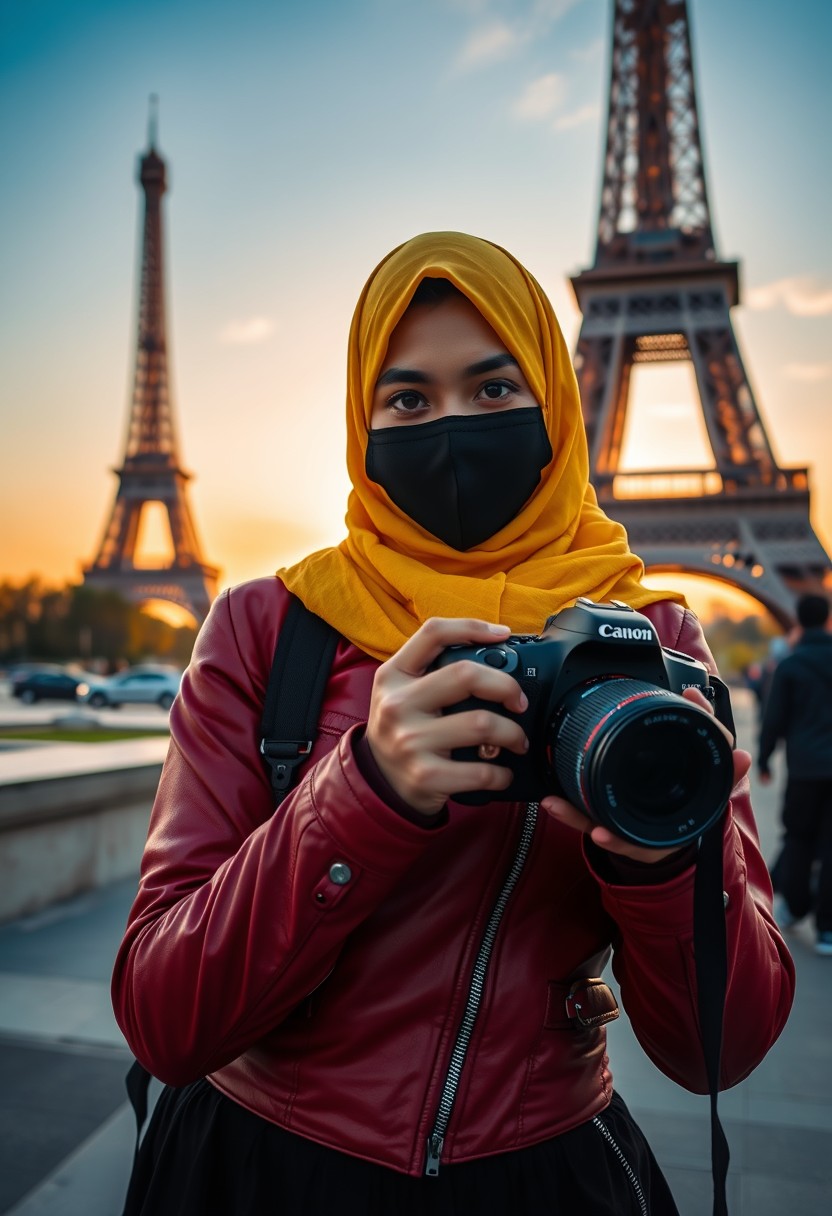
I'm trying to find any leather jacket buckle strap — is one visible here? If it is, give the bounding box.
[544,978,620,1030]
[565,979,619,1028]
[259,738,313,794]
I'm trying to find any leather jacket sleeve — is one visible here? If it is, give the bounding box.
[590,604,795,1091]
[111,580,444,1085]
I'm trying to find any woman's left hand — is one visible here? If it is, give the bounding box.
[540,687,752,864]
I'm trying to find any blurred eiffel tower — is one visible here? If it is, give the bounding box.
[84,101,219,623]
[571,0,830,626]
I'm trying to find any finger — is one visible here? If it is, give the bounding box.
[408,754,516,799]
[681,686,713,714]
[543,797,687,863]
[540,796,593,835]
[404,659,528,717]
[732,748,751,787]
[419,706,529,757]
[391,617,511,678]
[443,760,516,798]
[586,826,684,864]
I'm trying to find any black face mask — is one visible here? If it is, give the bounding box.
[365,407,553,551]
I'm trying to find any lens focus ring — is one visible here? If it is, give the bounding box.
[550,678,732,847]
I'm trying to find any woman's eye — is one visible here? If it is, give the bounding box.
[479,380,515,401]
[389,391,427,413]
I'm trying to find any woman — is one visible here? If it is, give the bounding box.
[113,232,794,1214]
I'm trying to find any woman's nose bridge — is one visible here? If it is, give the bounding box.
[434,379,472,415]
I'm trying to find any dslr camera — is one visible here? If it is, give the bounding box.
[433,598,734,847]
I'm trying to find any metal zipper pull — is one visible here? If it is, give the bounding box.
[425,1133,444,1176]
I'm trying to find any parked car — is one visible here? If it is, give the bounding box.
[77,665,182,710]
[6,662,64,691]
[12,666,93,704]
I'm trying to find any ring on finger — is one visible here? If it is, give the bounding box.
[478,742,500,761]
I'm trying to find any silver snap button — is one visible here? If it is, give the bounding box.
[723,891,730,908]
[329,862,352,886]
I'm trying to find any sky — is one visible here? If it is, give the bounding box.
[1,0,830,625]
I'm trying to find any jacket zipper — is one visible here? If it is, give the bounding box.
[424,802,538,1176]
[591,1115,648,1216]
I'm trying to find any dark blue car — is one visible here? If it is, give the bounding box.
[12,667,91,704]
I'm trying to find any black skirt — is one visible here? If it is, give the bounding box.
[122,1080,679,1216]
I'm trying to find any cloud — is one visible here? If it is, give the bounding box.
[745,276,832,317]
[456,21,522,69]
[453,1,587,74]
[511,81,598,132]
[555,102,599,130]
[219,317,275,345]
[783,362,832,383]
[512,73,566,120]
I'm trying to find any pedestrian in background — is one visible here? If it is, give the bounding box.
[759,593,832,954]
[745,634,791,721]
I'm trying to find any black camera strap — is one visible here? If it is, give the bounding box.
[694,823,730,1216]
[693,673,734,1216]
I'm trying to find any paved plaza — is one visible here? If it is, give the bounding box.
[0,689,830,1214]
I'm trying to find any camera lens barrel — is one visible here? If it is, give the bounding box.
[550,678,733,847]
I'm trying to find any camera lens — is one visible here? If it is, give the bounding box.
[549,678,733,846]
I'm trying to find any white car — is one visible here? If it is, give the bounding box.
[77,665,183,710]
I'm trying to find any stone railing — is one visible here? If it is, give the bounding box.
[0,738,169,923]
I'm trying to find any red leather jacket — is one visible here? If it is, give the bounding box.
[112,577,794,1176]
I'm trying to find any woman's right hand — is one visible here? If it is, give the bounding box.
[365,617,530,819]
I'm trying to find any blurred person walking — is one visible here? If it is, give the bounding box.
[744,635,791,721]
[758,594,832,954]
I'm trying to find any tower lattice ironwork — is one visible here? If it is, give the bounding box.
[84,108,219,623]
[571,0,830,625]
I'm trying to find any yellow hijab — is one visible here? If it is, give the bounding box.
[279,232,683,660]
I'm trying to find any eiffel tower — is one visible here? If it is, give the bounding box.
[84,104,219,623]
[571,0,831,627]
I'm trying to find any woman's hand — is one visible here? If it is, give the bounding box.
[541,687,752,865]
[366,617,530,818]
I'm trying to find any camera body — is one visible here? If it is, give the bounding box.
[433,598,733,847]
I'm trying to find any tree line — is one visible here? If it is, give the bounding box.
[0,577,784,681]
[0,579,198,670]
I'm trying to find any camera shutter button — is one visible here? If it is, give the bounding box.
[483,649,509,668]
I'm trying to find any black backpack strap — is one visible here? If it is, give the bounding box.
[259,594,341,804]
[124,597,340,1164]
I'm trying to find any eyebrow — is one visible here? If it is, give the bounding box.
[375,366,431,388]
[375,353,520,389]
[463,354,521,378]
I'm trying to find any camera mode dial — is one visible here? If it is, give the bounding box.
[475,646,519,673]
[483,649,508,668]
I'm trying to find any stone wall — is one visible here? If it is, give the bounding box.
[0,745,166,923]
